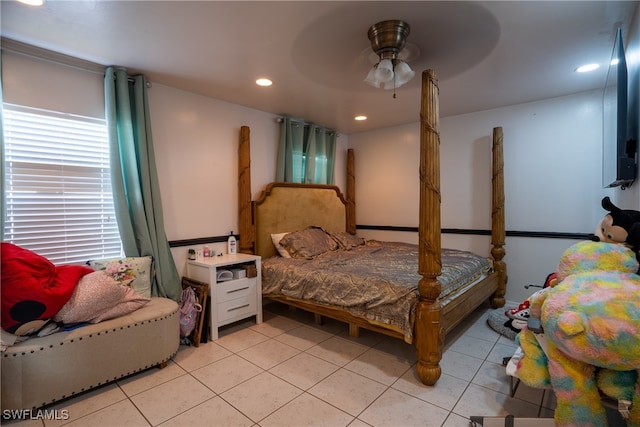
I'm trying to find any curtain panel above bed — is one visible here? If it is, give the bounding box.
[276,117,336,184]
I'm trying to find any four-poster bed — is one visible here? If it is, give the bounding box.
[238,69,506,386]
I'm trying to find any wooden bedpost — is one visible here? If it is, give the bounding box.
[238,126,255,254]
[414,69,443,386]
[490,127,507,307]
[346,148,356,235]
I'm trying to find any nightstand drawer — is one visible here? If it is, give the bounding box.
[217,296,257,324]
[216,278,256,303]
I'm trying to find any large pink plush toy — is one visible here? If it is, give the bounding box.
[528,241,640,427]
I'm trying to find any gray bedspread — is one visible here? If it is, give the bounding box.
[262,240,491,342]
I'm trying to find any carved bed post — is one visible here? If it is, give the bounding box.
[414,69,443,386]
[346,148,356,235]
[491,127,507,307]
[238,126,255,254]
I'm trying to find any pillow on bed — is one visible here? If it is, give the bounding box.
[87,256,153,298]
[271,233,292,258]
[326,230,365,250]
[278,226,338,259]
[54,270,150,324]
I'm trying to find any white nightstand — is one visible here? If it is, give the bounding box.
[186,253,262,340]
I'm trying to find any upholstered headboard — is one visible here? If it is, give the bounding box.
[253,183,347,259]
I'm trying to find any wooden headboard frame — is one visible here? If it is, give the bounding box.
[238,70,506,386]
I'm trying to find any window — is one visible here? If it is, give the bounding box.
[298,153,328,184]
[277,119,336,185]
[3,104,123,264]
[311,154,328,184]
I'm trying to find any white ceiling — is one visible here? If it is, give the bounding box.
[1,1,638,134]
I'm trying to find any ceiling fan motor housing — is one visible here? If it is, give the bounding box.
[368,20,411,60]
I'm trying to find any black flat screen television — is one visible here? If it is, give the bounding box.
[602,28,636,189]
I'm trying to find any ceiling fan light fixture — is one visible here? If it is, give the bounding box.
[365,20,415,94]
[392,60,415,86]
[373,58,394,83]
[364,67,381,88]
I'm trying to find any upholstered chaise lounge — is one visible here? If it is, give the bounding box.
[1,297,179,411]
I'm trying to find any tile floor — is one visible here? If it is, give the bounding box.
[5,302,556,427]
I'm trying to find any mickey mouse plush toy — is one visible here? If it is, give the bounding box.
[593,197,640,267]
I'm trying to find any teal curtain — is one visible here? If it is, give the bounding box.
[276,117,336,184]
[104,66,180,301]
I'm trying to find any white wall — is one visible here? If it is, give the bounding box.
[149,85,278,241]
[148,85,348,274]
[350,91,618,304]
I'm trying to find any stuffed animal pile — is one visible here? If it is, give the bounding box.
[515,240,640,427]
[503,196,640,339]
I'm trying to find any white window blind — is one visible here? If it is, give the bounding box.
[3,104,123,265]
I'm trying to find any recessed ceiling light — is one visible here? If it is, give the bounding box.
[354,115,367,121]
[575,63,599,73]
[17,0,44,6]
[256,78,272,87]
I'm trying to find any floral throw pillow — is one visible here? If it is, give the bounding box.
[87,256,153,298]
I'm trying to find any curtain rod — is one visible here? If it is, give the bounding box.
[276,117,338,136]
